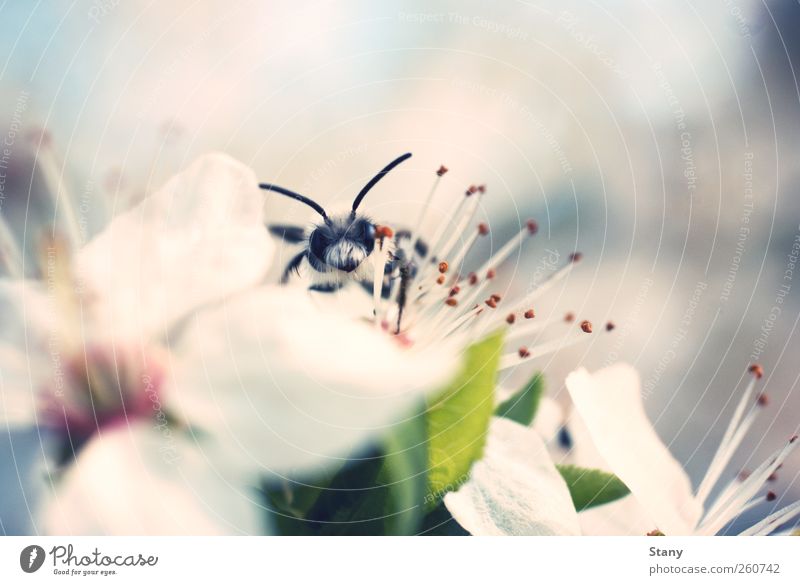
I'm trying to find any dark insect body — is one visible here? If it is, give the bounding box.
[260,153,422,329]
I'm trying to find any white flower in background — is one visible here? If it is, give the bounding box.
[565,363,800,535]
[443,417,581,536]
[0,152,274,534]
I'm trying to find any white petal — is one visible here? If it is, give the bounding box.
[167,286,460,477]
[532,395,564,439]
[444,417,581,535]
[41,423,264,535]
[566,364,702,535]
[565,403,610,469]
[78,153,273,339]
[0,281,58,428]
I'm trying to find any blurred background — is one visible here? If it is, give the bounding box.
[1,0,799,533]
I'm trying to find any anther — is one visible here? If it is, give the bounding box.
[478,223,489,236]
[524,309,535,319]
[580,320,593,333]
[486,268,496,279]
[757,393,769,407]
[565,312,575,322]
[436,165,448,177]
[445,298,458,307]
[766,491,777,502]
[468,272,478,285]
[490,294,501,302]
[436,275,445,285]
[477,184,486,194]
[569,252,583,263]
[606,321,616,331]
[748,364,764,379]
[449,286,460,297]
[738,470,751,481]
[526,219,538,235]
[438,261,449,274]
[485,298,498,309]
[375,225,394,239]
[506,313,515,324]
[466,185,478,196]
[518,347,530,358]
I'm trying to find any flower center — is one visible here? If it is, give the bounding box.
[361,165,607,370]
[42,345,165,446]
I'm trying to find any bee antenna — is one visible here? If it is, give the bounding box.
[259,183,329,222]
[351,152,412,214]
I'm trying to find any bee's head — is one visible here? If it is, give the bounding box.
[308,214,376,273]
[260,152,411,272]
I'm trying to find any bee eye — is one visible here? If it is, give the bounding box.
[309,229,330,259]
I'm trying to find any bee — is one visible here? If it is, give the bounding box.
[260,153,422,328]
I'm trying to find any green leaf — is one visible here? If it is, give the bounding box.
[263,414,429,535]
[557,464,630,511]
[495,373,543,425]
[290,453,388,535]
[425,330,504,508]
[419,502,469,536]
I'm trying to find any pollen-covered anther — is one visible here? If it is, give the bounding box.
[466,185,478,196]
[468,272,478,285]
[449,286,460,297]
[526,219,538,235]
[524,309,535,319]
[506,313,516,324]
[564,312,575,322]
[485,298,498,309]
[486,268,496,279]
[606,321,616,331]
[518,347,531,358]
[766,491,777,502]
[375,225,394,239]
[438,261,449,274]
[436,165,448,177]
[478,223,490,236]
[436,275,446,285]
[757,393,769,407]
[569,252,583,263]
[445,298,458,307]
[580,320,593,333]
[748,364,764,379]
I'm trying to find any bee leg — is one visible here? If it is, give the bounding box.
[394,229,429,259]
[281,251,307,284]
[396,262,411,334]
[310,282,346,293]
